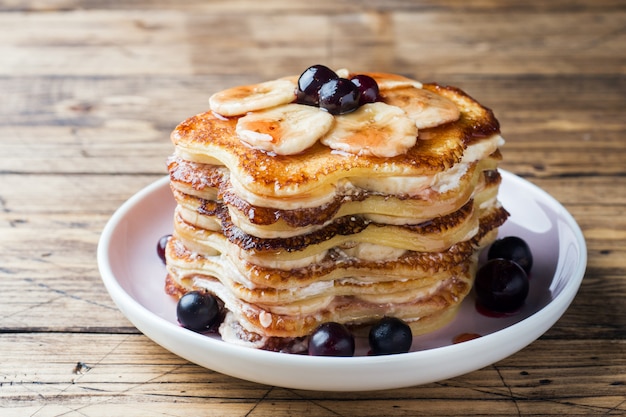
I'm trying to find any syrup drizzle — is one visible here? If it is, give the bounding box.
[453,333,481,344]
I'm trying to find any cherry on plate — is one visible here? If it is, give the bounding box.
[157,234,171,264]
[308,322,355,357]
[369,317,413,355]
[176,291,220,331]
[475,258,529,313]
[488,236,533,274]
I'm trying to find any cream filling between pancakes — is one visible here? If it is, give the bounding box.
[173,199,500,272]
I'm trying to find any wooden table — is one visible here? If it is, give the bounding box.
[1,1,624,415]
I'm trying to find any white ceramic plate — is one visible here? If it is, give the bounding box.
[98,171,586,391]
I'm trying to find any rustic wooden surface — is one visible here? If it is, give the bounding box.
[1,0,625,415]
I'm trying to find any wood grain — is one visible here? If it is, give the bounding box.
[0,0,625,415]
[1,334,624,416]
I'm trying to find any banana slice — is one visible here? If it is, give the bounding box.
[335,68,350,78]
[369,73,423,90]
[209,79,297,117]
[381,87,460,129]
[335,70,423,90]
[321,102,418,158]
[236,104,335,155]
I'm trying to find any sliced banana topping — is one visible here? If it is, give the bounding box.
[236,103,335,155]
[209,79,297,117]
[209,70,457,156]
[381,86,460,129]
[321,102,418,158]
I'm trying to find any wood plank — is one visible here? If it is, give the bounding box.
[3,74,622,128]
[2,0,625,13]
[0,334,623,415]
[0,8,624,77]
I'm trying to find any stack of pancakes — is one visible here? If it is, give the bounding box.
[164,70,508,352]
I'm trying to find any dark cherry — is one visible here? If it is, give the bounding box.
[157,234,171,264]
[308,322,355,357]
[488,236,533,274]
[368,317,413,355]
[475,259,529,313]
[176,291,220,331]
[350,74,380,105]
[318,78,361,115]
[296,65,338,106]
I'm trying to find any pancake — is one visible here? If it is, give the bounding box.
[171,82,500,202]
[164,68,508,352]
